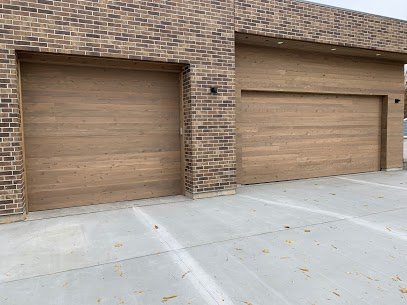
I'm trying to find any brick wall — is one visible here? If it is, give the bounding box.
[1,0,406,219]
[235,0,407,53]
[405,88,407,119]
[405,73,407,118]
[0,0,236,217]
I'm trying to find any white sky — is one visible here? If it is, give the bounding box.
[309,0,407,20]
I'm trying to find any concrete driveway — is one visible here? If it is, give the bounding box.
[1,171,407,305]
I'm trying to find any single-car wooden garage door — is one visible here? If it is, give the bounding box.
[237,91,382,184]
[21,60,182,211]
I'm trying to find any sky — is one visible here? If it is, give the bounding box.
[309,0,407,20]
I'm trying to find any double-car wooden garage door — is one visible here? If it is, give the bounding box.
[236,44,383,185]
[237,92,382,184]
[21,59,182,211]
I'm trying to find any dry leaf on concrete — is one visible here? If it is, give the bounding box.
[114,264,123,277]
[162,295,178,302]
[392,275,402,282]
[182,271,191,278]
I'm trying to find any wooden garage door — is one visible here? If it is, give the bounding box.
[21,61,182,211]
[237,91,382,184]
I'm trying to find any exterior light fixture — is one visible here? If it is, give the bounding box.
[277,41,284,45]
[331,48,337,51]
[376,53,381,56]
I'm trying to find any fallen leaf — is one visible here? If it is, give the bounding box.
[285,240,294,244]
[332,292,340,297]
[114,264,123,277]
[400,288,407,293]
[243,302,253,305]
[62,282,69,288]
[162,295,177,302]
[182,271,191,278]
[304,229,311,233]
[299,268,309,272]
[154,225,159,229]
[330,193,336,196]
[386,227,392,232]
[359,273,379,282]
[262,248,270,254]
[114,243,123,248]
[392,275,402,282]
[134,290,144,295]
[235,248,243,251]
[96,297,101,304]
[284,226,290,229]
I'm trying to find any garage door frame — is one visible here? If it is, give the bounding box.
[17,52,186,211]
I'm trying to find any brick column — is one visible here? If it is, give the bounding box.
[0,49,26,222]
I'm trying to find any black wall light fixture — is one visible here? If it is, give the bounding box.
[395,99,400,104]
[210,86,218,95]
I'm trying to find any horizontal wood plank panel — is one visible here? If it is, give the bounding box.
[236,44,404,96]
[21,62,181,211]
[237,91,382,184]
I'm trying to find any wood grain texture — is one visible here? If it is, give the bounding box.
[236,43,405,183]
[21,62,181,211]
[237,91,382,184]
[236,43,404,96]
